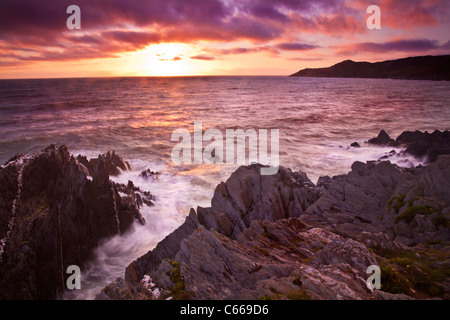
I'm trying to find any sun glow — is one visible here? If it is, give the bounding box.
[139,43,197,76]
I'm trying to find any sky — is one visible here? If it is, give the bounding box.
[0,0,449,78]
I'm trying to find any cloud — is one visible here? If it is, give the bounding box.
[379,0,443,29]
[288,57,323,61]
[337,38,443,55]
[0,0,449,66]
[441,40,450,50]
[190,55,216,61]
[158,56,183,61]
[276,42,318,51]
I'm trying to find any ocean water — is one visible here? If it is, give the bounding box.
[0,76,449,299]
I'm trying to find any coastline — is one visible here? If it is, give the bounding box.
[0,130,449,300]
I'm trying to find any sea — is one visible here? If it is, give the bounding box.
[0,76,449,299]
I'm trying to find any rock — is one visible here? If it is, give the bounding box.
[356,232,409,252]
[139,169,160,179]
[372,290,414,300]
[300,160,405,238]
[312,238,378,279]
[76,150,130,177]
[316,174,345,192]
[351,142,361,148]
[368,130,450,163]
[99,157,450,300]
[200,164,321,239]
[0,145,150,299]
[101,217,377,300]
[368,130,395,145]
[300,156,450,246]
[397,130,450,163]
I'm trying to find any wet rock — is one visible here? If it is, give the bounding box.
[368,130,395,145]
[397,130,450,163]
[77,150,130,177]
[99,157,449,300]
[0,145,149,299]
[351,142,361,148]
[139,169,160,179]
[368,130,450,163]
[102,217,378,300]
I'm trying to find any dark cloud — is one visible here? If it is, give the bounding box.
[441,40,450,50]
[276,42,318,51]
[351,39,441,53]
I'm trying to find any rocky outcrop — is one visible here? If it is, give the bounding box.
[0,145,151,299]
[367,130,396,146]
[368,129,450,163]
[196,164,321,239]
[98,157,450,300]
[301,156,450,246]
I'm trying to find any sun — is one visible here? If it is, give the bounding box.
[116,42,217,77]
[140,43,195,76]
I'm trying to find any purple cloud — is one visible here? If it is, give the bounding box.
[353,39,441,53]
[276,42,318,51]
[0,0,448,66]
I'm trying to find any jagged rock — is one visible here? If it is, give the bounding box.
[398,130,443,162]
[98,157,449,300]
[316,174,345,192]
[139,169,160,179]
[300,156,450,245]
[351,142,361,148]
[197,164,322,239]
[368,130,450,163]
[300,160,405,237]
[312,238,378,279]
[116,180,155,209]
[0,145,150,299]
[100,217,379,300]
[368,130,395,145]
[76,150,130,177]
[356,232,409,252]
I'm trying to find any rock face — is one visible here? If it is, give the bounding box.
[0,145,151,299]
[196,165,321,239]
[98,158,450,300]
[368,129,450,163]
[301,156,450,246]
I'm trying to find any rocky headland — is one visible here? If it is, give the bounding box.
[1,129,449,300]
[290,55,450,81]
[98,130,450,300]
[0,145,153,299]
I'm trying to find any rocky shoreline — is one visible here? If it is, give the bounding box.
[0,145,153,299]
[97,130,449,300]
[0,130,449,300]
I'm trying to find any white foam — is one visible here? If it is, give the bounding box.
[64,161,214,300]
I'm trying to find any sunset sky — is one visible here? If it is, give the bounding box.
[0,0,449,78]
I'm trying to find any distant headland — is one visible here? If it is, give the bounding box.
[290,55,450,81]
